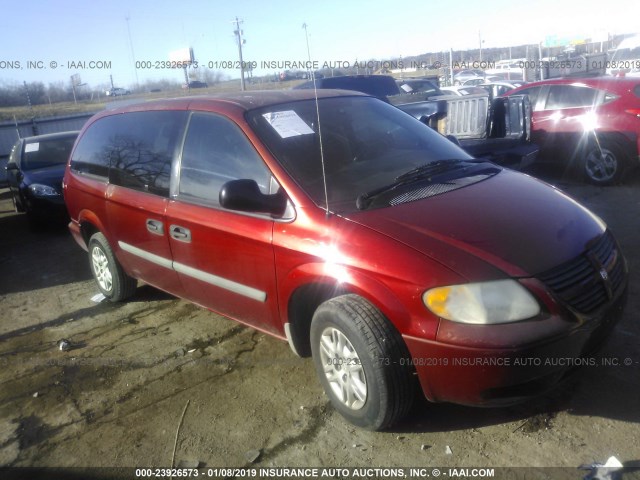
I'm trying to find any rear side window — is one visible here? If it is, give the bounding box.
[178,112,272,207]
[516,86,542,109]
[544,85,599,110]
[71,111,187,196]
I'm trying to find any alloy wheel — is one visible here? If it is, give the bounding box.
[318,327,367,410]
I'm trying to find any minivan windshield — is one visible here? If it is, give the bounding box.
[247,96,496,213]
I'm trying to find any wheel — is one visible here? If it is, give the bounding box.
[582,138,630,185]
[310,294,415,430]
[88,232,137,302]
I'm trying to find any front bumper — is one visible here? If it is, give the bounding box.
[403,285,627,406]
[23,194,69,223]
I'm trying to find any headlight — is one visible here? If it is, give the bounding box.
[423,279,540,324]
[29,184,60,197]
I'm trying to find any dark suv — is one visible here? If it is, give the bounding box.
[64,90,627,430]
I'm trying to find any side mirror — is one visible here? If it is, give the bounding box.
[219,179,287,217]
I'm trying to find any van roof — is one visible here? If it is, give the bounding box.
[106,89,368,115]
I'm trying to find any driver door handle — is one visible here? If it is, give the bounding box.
[170,225,192,243]
[146,219,164,235]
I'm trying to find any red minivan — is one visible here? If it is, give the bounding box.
[63,90,628,430]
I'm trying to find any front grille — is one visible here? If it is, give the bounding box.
[537,231,625,314]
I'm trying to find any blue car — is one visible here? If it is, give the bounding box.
[6,131,79,226]
[0,157,8,188]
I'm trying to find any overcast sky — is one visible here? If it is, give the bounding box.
[2,0,638,88]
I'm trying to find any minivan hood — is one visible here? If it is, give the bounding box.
[347,170,605,278]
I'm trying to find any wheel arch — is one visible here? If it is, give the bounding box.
[283,264,412,358]
[77,209,108,248]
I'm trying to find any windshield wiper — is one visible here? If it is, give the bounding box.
[394,159,475,183]
[356,158,495,210]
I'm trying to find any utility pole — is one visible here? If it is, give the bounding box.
[233,17,246,91]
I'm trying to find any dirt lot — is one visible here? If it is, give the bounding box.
[0,169,639,478]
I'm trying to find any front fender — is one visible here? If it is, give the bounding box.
[278,260,435,341]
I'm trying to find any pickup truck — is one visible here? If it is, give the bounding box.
[294,75,538,170]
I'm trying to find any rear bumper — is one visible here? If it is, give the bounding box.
[404,285,627,406]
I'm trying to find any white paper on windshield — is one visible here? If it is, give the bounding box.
[262,111,314,138]
[399,83,413,93]
[25,142,40,153]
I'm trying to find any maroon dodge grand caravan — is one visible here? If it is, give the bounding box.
[63,90,628,430]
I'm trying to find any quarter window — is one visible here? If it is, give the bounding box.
[515,86,542,110]
[71,111,186,196]
[178,113,272,207]
[544,85,599,110]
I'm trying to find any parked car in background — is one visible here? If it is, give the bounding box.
[396,78,443,98]
[6,131,79,225]
[105,87,130,96]
[440,86,489,96]
[64,91,627,430]
[486,59,526,81]
[183,80,209,89]
[478,81,527,98]
[453,69,485,85]
[505,77,640,184]
[462,75,504,86]
[294,74,401,98]
[279,70,309,81]
[607,34,640,77]
[460,76,488,86]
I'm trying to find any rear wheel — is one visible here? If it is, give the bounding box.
[582,138,630,185]
[310,294,415,430]
[88,232,137,302]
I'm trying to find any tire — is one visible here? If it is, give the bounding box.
[310,294,415,430]
[582,138,630,185]
[88,232,137,302]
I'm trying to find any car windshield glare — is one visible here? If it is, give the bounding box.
[246,96,475,213]
[22,137,76,170]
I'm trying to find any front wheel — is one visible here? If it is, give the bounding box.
[88,232,137,302]
[582,139,630,185]
[310,294,415,430]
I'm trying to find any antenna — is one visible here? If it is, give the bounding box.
[302,22,330,217]
[125,15,139,87]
